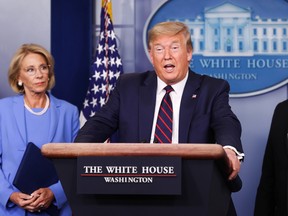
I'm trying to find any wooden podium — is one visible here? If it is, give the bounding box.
[42,143,241,216]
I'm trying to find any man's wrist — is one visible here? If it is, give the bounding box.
[223,145,245,162]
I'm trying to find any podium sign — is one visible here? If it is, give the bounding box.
[77,156,182,195]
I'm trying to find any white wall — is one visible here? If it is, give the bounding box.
[0,0,50,98]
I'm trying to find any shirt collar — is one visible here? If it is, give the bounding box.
[156,71,189,95]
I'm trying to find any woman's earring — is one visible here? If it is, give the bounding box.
[18,81,23,86]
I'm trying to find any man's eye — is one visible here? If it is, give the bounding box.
[155,47,163,52]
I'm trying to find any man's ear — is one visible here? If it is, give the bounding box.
[187,49,193,62]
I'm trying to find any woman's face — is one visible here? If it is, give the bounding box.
[18,53,50,96]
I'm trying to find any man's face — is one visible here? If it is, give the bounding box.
[149,33,192,85]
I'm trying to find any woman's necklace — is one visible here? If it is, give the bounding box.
[24,94,50,116]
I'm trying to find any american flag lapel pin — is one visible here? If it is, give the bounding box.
[192,94,197,99]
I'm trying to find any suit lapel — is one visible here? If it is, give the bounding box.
[179,71,203,143]
[139,72,157,143]
[46,94,59,142]
[13,95,27,144]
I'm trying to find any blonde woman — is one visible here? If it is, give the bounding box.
[0,44,79,216]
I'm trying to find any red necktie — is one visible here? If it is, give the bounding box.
[154,85,173,143]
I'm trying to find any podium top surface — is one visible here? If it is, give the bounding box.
[41,143,226,160]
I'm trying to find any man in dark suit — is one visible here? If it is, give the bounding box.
[75,21,244,214]
[254,100,288,216]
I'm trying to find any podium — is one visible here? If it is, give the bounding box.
[41,143,241,216]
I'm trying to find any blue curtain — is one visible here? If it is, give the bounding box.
[51,0,93,111]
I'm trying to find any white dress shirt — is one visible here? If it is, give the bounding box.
[150,72,188,143]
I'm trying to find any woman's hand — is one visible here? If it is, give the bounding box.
[29,188,55,212]
[10,191,40,212]
[10,188,55,213]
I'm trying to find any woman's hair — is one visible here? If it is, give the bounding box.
[148,21,193,52]
[8,43,55,93]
